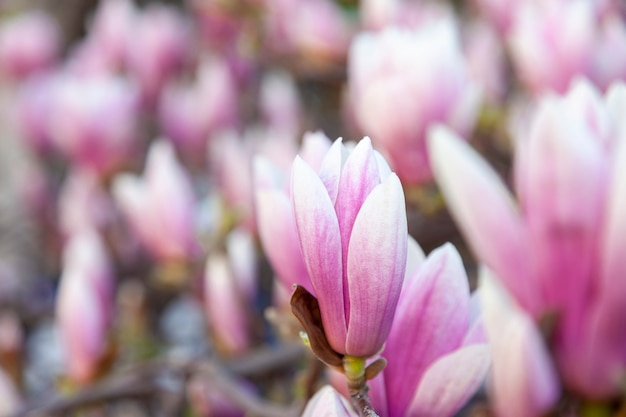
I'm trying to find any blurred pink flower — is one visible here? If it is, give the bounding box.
[204,251,252,355]
[0,10,60,80]
[254,131,332,294]
[49,73,140,175]
[259,71,303,138]
[291,137,407,357]
[368,243,490,417]
[87,0,137,70]
[112,140,199,262]
[590,14,626,91]
[348,19,480,185]
[159,56,238,157]
[264,0,352,60]
[301,386,357,417]
[480,269,559,417]
[56,229,113,383]
[428,79,626,403]
[58,168,114,237]
[125,4,192,105]
[507,0,594,94]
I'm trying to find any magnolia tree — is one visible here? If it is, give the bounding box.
[0,0,624,416]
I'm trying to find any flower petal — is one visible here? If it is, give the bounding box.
[345,173,407,357]
[428,126,535,312]
[407,344,491,417]
[291,156,346,352]
[382,243,470,417]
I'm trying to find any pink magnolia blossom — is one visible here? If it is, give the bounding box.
[291,137,407,357]
[428,78,626,405]
[58,168,114,237]
[87,0,137,70]
[0,11,60,80]
[254,131,332,294]
[125,4,192,105]
[112,140,198,262]
[159,56,238,157]
[48,73,140,175]
[56,229,113,383]
[507,0,595,95]
[259,71,303,138]
[368,243,490,417]
[204,246,253,355]
[348,18,480,185]
[301,386,357,417]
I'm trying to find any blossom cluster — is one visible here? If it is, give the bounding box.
[0,0,624,416]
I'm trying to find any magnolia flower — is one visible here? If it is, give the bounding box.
[254,131,332,294]
[428,79,626,406]
[48,73,140,175]
[0,10,60,80]
[112,140,198,261]
[301,386,357,417]
[367,243,491,417]
[259,71,303,138]
[348,19,480,185]
[159,56,238,156]
[291,137,407,358]
[87,0,137,70]
[125,4,191,105]
[507,0,594,94]
[56,229,113,383]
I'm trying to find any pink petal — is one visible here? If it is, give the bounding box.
[291,156,345,352]
[480,268,560,417]
[301,386,357,417]
[255,188,311,292]
[408,344,491,417]
[345,173,407,357]
[428,126,535,313]
[382,243,469,417]
[317,138,345,204]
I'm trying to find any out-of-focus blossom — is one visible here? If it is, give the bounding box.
[360,0,452,31]
[87,0,137,70]
[225,227,258,304]
[471,0,528,34]
[112,140,198,262]
[204,250,251,355]
[0,366,21,415]
[48,73,140,175]
[480,268,559,417]
[428,79,626,404]
[125,4,192,105]
[58,168,114,237]
[159,56,238,158]
[254,131,332,294]
[348,19,480,185]
[56,229,113,384]
[0,11,60,80]
[367,243,490,417]
[301,385,357,417]
[591,14,626,91]
[259,71,302,138]
[464,20,507,103]
[291,137,407,357]
[507,0,594,95]
[264,0,352,61]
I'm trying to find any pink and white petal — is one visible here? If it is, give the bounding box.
[317,138,345,204]
[345,173,407,357]
[407,344,491,417]
[291,156,346,352]
[382,243,470,417]
[428,126,535,313]
[300,131,333,171]
[255,188,311,292]
[480,268,560,417]
[301,386,357,417]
